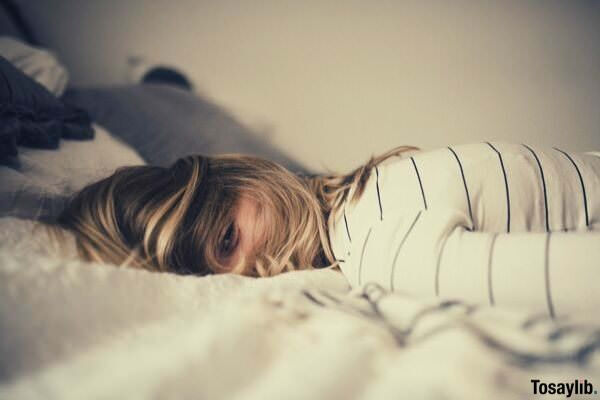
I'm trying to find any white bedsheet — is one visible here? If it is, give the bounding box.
[1,218,599,399]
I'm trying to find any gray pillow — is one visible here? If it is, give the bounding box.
[0,36,69,96]
[63,84,309,173]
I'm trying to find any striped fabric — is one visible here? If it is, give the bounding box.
[328,143,600,317]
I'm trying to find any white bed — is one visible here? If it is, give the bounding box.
[1,213,600,399]
[3,16,600,399]
[0,113,599,399]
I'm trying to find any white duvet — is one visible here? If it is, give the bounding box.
[1,217,599,400]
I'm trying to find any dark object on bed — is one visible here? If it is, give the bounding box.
[63,84,308,173]
[142,66,193,91]
[0,56,94,165]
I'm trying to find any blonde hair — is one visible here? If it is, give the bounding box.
[57,147,417,277]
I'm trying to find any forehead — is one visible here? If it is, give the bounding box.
[235,196,259,217]
[234,196,271,231]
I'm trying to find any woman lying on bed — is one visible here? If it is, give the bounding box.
[56,143,600,315]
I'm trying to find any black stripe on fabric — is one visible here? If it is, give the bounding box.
[522,144,550,232]
[448,147,474,230]
[521,314,550,330]
[302,290,326,307]
[375,166,383,221]
[487,233,499,306]
[358,227,373,286]
[318,290,343,304]
[343,208,352,243]
[434,234,450,297]
[553,147,590,228]
[390,211,422,291]
[485,142,511,233]
[410,156,428,210]
[545,233,556,319]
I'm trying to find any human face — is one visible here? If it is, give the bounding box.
[216,197,267,271]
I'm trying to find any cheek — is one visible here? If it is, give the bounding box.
[246,205,279,256]
[235,200,268,254]
[246,212,269,251]
[257,204,280,239]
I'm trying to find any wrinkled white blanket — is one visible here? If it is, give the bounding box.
[1,218,599,400]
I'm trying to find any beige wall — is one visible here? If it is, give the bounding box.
[19,0,600,171]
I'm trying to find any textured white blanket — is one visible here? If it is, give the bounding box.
[1,218,599,399]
